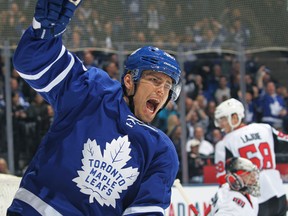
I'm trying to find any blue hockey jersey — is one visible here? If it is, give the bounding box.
[8,27,179,216]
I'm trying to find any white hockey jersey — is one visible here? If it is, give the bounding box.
[215,123,287,203]
[208,183,258,216]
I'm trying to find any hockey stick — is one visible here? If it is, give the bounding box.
[173,179,201,216]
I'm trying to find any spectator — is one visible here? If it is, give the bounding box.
[245,90,258,124]
[153,100,179,133]
[229,60,240,93]
[103,21,113,49]
[245,54,259,75]
[205,100,217,131]
[194,74,204,96]
[10,77,30,109]
[258,81,287,130]
[211,18,229,45]
[167,31,181,48]
[0,157,10,174]
[277,85,288,133]
[256,65,274,91]
[187,139,208,183]
[167,114,181,139]
[186,126,214,163]
[135,31,147,43]
[201,28,221,49]
[205,64,223,99]
[195,94,207,111]
[147,3,159,30]
[67,27,85,50]
[277,85,288,107]
[230,19,250,46]
[11,68,34,103]
[168,124,183,180]
[11,91,27,173]
[244,74,259,98]
[184,75,199,100]
[214,75,231,104]
[186,100,209,138]
[193,126,214,158]
[206,128,223,147]
[26,93,50,161]
[127,0,142,27]
[82,49,98,69]
[6,2,27,42]
[112,15,125,41]
[46,105,54,125]
[102,61,119,80]
[192,20,203,47]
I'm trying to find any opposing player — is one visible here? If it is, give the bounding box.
[7,0,182,215]
[207,157,259,216]
[214,98,288,216]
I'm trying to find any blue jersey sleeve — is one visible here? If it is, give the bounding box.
[13,27,68,97]
[13,27,117,115]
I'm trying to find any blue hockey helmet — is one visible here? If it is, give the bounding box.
[122,46,182,101]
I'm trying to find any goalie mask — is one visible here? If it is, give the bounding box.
[214,98,245,131]
[122,46,182,102]
[225,157,260,197]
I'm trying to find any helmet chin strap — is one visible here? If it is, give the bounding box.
[122,83,137,115]
[228,114,242,131]
[127,94,135,114]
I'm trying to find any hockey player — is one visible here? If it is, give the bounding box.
[7,0,182,215]
[207,157,259,216]
[214,98,288,216]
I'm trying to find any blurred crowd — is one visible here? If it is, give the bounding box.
[1,48,288,182]
[1,0,276,48]
[0,0,288,183]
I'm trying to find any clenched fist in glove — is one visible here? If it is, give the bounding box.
[32,0,82,39]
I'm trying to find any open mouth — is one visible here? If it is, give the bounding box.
[146,99,160,114]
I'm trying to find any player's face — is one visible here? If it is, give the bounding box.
[241,171,258,186]
[216,117,232,133]
[134,71,172,123]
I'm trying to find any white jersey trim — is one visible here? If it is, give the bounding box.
[35,52,74,92]
[126,115,158,132]
[14,187,62,216]
[17,46,66,80]
[122,206,164,215]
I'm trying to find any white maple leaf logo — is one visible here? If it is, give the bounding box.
[72,136,139,208]
[270,100,282,116]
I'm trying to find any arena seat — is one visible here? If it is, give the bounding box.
[276,163,288,176]
[203,165,217,183]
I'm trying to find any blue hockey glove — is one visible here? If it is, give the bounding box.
[32,0,82,39]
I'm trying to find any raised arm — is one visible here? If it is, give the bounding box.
[13,0,84,107]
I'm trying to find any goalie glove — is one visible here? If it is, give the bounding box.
[32,0,82,39]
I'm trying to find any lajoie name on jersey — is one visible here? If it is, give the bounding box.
[240,132,261,143]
